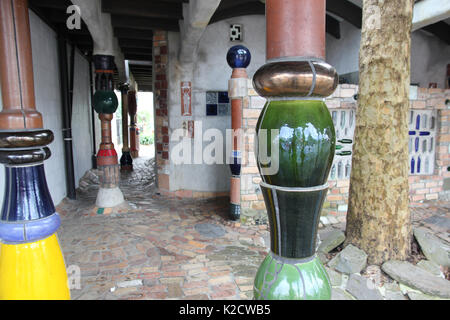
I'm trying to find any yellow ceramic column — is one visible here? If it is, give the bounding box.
[0,0,70,300]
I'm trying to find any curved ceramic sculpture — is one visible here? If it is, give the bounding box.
[0,0,69,299]
[93,55,124,208]
[254,99,336,299]
[252,0,339,300]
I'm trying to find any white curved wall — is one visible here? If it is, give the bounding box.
[0,10,96,206]
[326,19,450,87]
[167,15,266,192]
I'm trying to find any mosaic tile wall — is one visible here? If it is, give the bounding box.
[409,110,437,175]
[240,83,450,223]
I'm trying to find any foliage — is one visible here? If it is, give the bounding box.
[140,134,154,145]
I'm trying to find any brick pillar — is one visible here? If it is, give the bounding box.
[153,30,170,191]
[0,0,70,299]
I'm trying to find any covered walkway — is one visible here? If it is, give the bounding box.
[56,158,449,300]
[57,157,268,300]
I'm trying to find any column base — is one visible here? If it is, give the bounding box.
[120,165,133,171]
[95,187,125,208]
[131,150,139,158]
[254,253,331,300]
[229,203,241,221]
[120,151,133,171]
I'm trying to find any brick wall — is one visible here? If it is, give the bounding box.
[153,31,170,191]
[240,83,450,224]
[408,88,450,202]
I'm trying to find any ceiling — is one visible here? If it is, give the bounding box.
[28,0,450,92]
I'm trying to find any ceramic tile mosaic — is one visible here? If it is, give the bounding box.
[206,91,230,116]
[408,110,436,175]
[329,109,355,180]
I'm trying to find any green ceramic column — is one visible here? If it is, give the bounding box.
[253,0,339,300]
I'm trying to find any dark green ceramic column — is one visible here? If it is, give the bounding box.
[253,0,338,300]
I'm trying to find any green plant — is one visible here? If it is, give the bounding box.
[140,134,154,145]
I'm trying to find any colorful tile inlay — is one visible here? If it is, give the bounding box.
[408,110,436,175]
[206,91,230,116]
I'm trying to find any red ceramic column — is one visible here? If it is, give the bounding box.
[0,0,42,130]
[119,84,133,171]
[227,45,251,221]
[128,91,140,158]
[92,55,125,209]
[266,0,326,60]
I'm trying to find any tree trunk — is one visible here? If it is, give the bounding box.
[346,0,414,265]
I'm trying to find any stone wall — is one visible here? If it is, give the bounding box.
[240,84,450,224]
[408,87,450,203]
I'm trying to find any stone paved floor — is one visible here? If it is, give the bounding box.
[56,157,449,300]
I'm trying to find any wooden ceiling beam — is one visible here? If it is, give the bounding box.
[111,15,179,31]
[129,69,153,73]
[119,38,152,49]
[124,53,152,61]
[326,0,362,29]
[210,2,264,24]
[114,28,154,40]
[122,48,153,55]
[422,21,450,45]
[28,0,69,10]
[102,0,182,19]
[326,14,341,39]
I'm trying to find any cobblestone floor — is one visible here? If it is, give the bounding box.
[56,157,449,300]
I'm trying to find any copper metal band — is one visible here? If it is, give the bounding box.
[252,60,338,98]
[0,130,53,148]
[0,147,51,165]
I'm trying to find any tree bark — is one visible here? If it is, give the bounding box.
[346,0,414,265]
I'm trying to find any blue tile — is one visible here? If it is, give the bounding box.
[207,104,218,116]
[218,103,230,116]
[206,92,217,104]
[218,91,229,103]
